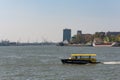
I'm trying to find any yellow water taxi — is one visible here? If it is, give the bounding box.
[61,54,100,64]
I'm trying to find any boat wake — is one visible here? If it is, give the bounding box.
[102,61,120,64]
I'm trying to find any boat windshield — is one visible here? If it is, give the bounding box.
[71,56,94,59]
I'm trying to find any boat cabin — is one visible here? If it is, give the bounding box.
[70,54,97,63]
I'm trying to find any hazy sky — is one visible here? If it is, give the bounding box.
[0,0,120,42]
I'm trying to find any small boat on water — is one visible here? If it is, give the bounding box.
[92,42,115,47]
[61,54,100,64]
[92,38,116,47]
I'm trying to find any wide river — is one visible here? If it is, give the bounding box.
[0,46,120,80]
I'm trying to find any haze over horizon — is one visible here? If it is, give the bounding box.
[0,0,120,42]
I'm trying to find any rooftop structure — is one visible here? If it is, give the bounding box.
[77,30,82,35]
[106,32,120,36]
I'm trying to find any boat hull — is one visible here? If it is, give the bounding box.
[61,59,99,64]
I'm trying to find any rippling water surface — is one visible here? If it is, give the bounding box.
[0,46,120,80]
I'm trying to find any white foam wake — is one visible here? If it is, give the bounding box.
[103,61,120,64]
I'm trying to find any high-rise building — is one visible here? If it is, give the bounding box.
[63,29,71,42]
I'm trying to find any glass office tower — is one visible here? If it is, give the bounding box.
[63,29,71,42]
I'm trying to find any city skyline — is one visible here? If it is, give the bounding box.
[0,0,120,42]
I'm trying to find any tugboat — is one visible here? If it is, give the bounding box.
[61,54,100,64]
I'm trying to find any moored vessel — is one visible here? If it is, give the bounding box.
[92,42,115,47]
